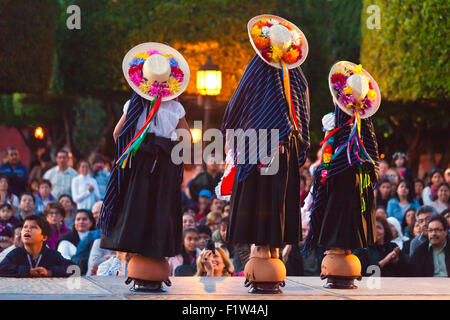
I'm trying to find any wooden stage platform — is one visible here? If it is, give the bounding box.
[0,276,449,300]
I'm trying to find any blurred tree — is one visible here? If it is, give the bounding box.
[361,0,449,173]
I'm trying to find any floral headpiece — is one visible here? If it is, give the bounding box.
[128,50,185,98]
[330,64,377,116]
[250,18,303,65]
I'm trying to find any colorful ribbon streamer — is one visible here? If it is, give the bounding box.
[116,95,162,169]
[280,61,300,132]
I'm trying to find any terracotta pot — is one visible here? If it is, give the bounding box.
[127,256,170,281]
[244,258,286,282]
[320,248,361,278]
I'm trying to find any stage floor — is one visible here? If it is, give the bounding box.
[0,276,449,300]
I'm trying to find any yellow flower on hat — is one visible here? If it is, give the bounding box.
[168,77,180,94]
[135,52,150,60]
[251,24,261,38]
[346,103,353,109]
[139,81,150,94]
[353,64,363,75]
[367,89,377,100]
[323,153,332,163]
[343,86,353,95]
[269,45,283,63]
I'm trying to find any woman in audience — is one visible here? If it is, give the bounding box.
[387,217,409,250]
[430,182,449,214]
[59,194,77,230]
[56,209,95,260]
[422,169,444,206]
[387,179,420,224]
[401,208,417,239]
[71,160,101,211]
[375,178,392,209]
[44,202,70,249]
[168,228,201,276]
[195,245,243,277]
[0,177,19,215]
[34,179,56,214]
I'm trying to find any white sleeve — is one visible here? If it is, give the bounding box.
[123,100,130,114]
[87,239,111,275]
[57,240,77,260]
[176,101,186,119]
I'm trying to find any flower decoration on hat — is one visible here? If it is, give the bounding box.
[127,50,184,98]
[250,18,303,64]
[330,64,377,116]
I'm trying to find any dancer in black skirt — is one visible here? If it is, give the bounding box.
[221,15,310,261]
[304,62,381,287]
[97,43,191,289]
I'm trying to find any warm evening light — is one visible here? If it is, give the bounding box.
[196,55,222,96]
[34,127,44,139]
[190,128,202,144]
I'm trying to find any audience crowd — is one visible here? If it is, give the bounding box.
[0,146,448,278]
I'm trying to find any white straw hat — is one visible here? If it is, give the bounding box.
[328,61,381,118]
[122,42,190,101]
[248,14,308,69]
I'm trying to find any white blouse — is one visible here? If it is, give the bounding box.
[123,99,186,141]
[57,231,89,260]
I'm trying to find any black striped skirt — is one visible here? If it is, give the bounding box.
[100,133,183,258]
[227,134,302,248]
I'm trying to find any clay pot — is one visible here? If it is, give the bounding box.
[244,258,286,282]
[320,248,361,278]
[127,256,170,281]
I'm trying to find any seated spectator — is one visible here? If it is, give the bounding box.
[422,169,444,206]
[0,147,28,196]
[168,228,200,276]
[44,202,71,249]
[196,189,212,223]
[232,243,251,274]
[409,206,435,257]
[0,215,75,277]
[446,168,450,185]
[375,178,392,209]
[387,179,419,224]
[442,209,450,231]
[212,217,233,258]
[96,251,130,276]
[354,217,408,277]
[402,220,421,257]
[210,197,225,213]
[182,213,196,230]
[58,194,77,230]
[430,182,449,214]
[91,200,103,225]
[56,209,95,261]
[205,211,222,234]
[375,206,388,220]
[34,179,56,214]
[182,205,198,220]
[91,154,110,199]
[71,160,101,211]
[414,179,425,205]
[16,193,37,223]
[28,152,53,184]
[27,178,39,196]
[283,219,322,276]
[87,238,112,276]
[378,159,389,180]
[0,176,19,215]
[188,155,223,202]
[195,245,242,277]
[385,168,400,186]
[0,225,22,263]
[196,225,212,251]
[410,215,449,277]
[401,208,417,239]
[387,217,409,250]
[0,204,21,252]
[222,203,230,218]
[391,152,414,195]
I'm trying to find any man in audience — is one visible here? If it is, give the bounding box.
[43,150,77,198]
[410,215,449,277]
[91,201,103,226]
[0,215,75,277]
[16,193,37,222]
[188,155,223,202]
[0,147,28,196]
[410,206,435,256]
[196,189,212,223]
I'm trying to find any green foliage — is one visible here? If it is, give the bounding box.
[0,0,58,94]
[72,96,107,155]
[361,0,449,102]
